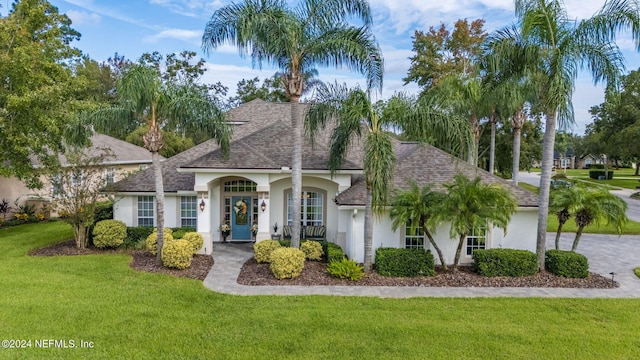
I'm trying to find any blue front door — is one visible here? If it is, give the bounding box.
[231,196,251,240]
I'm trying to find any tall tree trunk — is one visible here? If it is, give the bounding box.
[75,224,87,249]
[145,123,165,265]
[152,151,165,265]
[536,110,557,271]
[363,185,374,272]
[468,115,480,166]
[572,226,585,251]
[511,110,525,185]
[554,223,564,250]
[489,116,496,174]
[452,234,466,273]
[290,98,303,248]
[425,230,448,272]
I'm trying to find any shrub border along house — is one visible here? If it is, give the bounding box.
[472,249,538,277]
[545,250,589,278]
[375,248,435,277]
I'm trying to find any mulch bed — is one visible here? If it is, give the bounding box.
[30,240,618,289]
[29,240,214,281]
[237,258,619,289]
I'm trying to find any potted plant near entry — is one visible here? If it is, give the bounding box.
[250,223,258,243]
[220,223,231,243]
[271,222,281,240]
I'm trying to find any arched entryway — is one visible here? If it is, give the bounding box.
[220,178,258,241]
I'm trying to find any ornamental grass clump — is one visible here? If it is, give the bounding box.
[254,240,281,263]
[92,219,127,248]
[327,258,363,281]
[270,247,305,279]
[300,240,323,261]
[182,232,203,254]
[146,229,174,256]
[161,239,193,269]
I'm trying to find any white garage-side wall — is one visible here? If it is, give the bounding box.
[113,195,135,226]
[346,208,539,265]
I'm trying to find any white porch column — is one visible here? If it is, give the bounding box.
[196,188,212,254]
[256,185,270,242]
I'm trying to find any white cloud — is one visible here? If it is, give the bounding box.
[62,0,160,30]
[148,0,225,18]
[66,10,101,26]
[144,28,202,43]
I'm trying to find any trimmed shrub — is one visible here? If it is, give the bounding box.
[92,219,127,248]
[316,241,346,263]
[588,170,614,180]
[300,240,323,261]
[270,247,305,279]
[94,201,114,222]
[172,229,187,239]
[254,240,282,263]
[161,239,193,269]
[146,229,174,256]
[327,258,364,281]
[125,227,154,247]
[375,248,435,277]
[278,239,291,247]
[545,250,589,278]
[182,232,203,254]
[472,249,537,277]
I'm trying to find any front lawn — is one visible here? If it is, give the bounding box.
[2,222,640,359]
[546,214,640,235]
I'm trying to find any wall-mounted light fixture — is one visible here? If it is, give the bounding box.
[200,199,206,212]
[261,200,267,212]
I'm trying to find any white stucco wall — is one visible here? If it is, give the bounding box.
[345,207,539,265]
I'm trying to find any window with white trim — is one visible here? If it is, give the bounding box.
[50,174,64,198]
[106,168,115,185]
[286,190,324,226]
[137,196,154,226]
[71,169,83,187]
[405,221,426,249]
[465,223,487,256]
[180,196,197,228]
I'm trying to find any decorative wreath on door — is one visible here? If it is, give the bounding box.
[234,199,248,224]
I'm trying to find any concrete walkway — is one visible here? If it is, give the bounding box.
[202,233,640,298]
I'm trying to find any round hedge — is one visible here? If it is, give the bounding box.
[161,239,193,269]
[92,219,127,248]
[300,240,323,261]
[182,232,203,254]
[253,240,282,263]
[146,229,174,256]
[270,247,305,279]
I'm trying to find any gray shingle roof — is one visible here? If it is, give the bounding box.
[113,99,361,193]
[335,142,538,207]
[80,133,155,166]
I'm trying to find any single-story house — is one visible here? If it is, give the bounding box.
[576,154,605,169]
[0,133,154,217]
[112,99,538,265]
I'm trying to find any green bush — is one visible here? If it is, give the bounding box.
[94,201,114,222]
[92,219,127,248]
[545,250,589,278]
[634,267,640,279]
[278,239,291,247]
[254,240,282,263]
[161,239,193,269]
[316,241,346,263]
[182,232,203,254]
[327,258,364,281]
[270,247,305,279]
[172,229,187,239]
[472,249,537,277]
[588,170,614,180]
[124,227,154,247]
[146,229,174,256]
[375,248,435,277]
[300,240,323,261]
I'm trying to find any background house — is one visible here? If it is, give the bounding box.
[0,133,153,217]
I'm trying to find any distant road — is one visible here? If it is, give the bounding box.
[516,172,640,222]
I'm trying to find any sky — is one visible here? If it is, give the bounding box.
[30,0,640,135]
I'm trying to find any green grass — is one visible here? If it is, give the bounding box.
[546,214,640,235]
[518,182,539,194]
[2,222,640,359]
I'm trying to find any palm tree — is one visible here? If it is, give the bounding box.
[549,185,581,249]
[306,83,393,271]
[389,182,449,272]
[93,64,230,264]
[441,175,518,271]
[202,0,383,248]
[307,83,472,271]
[488,0,640,269]
[571,189,627,251]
